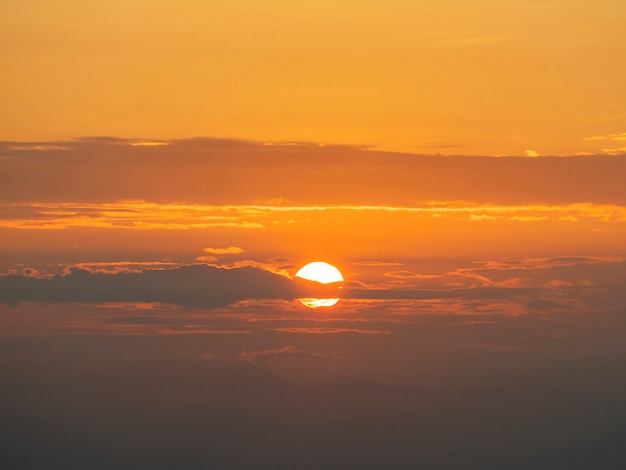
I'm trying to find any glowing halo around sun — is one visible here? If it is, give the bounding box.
[295,261,344,309]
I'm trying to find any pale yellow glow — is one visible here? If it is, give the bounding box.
[295,262,344,284]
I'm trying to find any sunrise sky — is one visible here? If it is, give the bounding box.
[2,0,626,155]
[1,1,626,468]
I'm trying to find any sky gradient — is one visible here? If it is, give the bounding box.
[2,0,626,154]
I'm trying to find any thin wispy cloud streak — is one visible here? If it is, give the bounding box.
[2,200,626,230]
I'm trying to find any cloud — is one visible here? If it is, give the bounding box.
[478,255,624,271]
[447,256,626,313]
[583,132,626,142]
[602,146,626,155]
[0,264,351,309]
[382,270,489,290]
[2,256,625,316]
[580,132,626,155]
[195,255,218,262]
[0,264,299,309]
[4,144,68,151]
[470,214,497,221]
[343,286,540,302]
[61,261,180,274]
[384,271,422,278]
[3,200,625,231]
[2,137,626,207]
[129,141,170,147]
[203,246,244,255]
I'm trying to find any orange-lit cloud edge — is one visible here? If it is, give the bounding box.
[1,200,625,230]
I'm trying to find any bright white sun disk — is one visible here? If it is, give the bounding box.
[295,262,343,284]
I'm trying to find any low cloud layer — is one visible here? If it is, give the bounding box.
[3,255,626,313]
[2,137,625,206]
[0,265,300,309]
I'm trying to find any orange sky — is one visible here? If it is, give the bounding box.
[1,0,626,394]
[2,0,625,155]
[1,138,625,345]
[2,4,626,465]
[1,139,625,278]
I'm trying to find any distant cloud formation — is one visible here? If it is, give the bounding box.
[203,246,244,255]
[583,132,626,142]
[581,131,626,155]
[1,137,625,206]
[1,200,625,231]
[2,256,625,318]
[0,264,297,309]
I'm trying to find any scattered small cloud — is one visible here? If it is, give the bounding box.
[62,261,180,274]
[384,271,424,278]
[129,141,169,147]
[470,214,497,221]
[195,255,218,262]
[602,146,626,155]
[581,132,626,155]
[491,278,531,288]
[582,132,626,142]
[6,144,68,151]
[203,246,244,255]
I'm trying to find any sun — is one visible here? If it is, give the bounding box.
[295,262,343,309]
[295,262,343,284]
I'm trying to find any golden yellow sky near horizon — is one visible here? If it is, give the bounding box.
[2,0,625,155]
